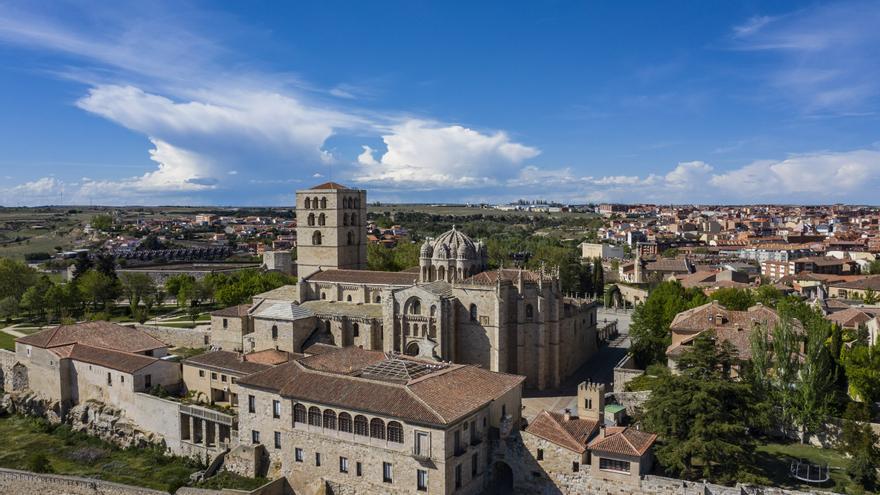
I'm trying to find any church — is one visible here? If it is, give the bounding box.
[212,181,599,390]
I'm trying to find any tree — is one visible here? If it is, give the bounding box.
[844,343,880,404]
[119,272,155,317]
[753,284,783,307]
[866,259,880,275]
[19,286,46,321]
[862,288,878,304]
[0,296,19,323]
[44,284,66,322]
[709,288,754,311]
[793,315,836,438]
[592,258,604,298]
[165,275,196,308]
[0,258,39,300]
[629,280,709,367]
[94,253,117,280]
[72,252,93,280]
[839,402,879,491]
[642,332,757,483]
[77,269,120,311]
[90,213,113,231]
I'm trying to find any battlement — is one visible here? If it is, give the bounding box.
[578,380,606,392]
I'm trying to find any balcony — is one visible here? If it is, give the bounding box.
[470,435,483,447]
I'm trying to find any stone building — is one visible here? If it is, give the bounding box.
[295,182,367,279]
[211,181,600,391]
[235,345,524,495]
[13,322,181,415]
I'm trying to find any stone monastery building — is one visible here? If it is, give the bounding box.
[213,181,600,391]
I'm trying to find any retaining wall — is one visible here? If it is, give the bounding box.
[0,467,168,495]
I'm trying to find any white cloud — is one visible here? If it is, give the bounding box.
[355,120,540,188]
[730,1,880,113]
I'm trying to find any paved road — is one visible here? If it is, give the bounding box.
[521,308,632,420]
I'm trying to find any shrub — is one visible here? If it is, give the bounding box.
[25,453,53,473]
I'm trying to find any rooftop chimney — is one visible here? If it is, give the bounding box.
[563,408,572,422]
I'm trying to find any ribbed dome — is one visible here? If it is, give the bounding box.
[432,226,476,259]
[420,240,433,258]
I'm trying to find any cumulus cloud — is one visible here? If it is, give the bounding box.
[355,120,540,188]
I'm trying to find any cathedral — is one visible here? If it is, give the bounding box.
[215,181,599,390]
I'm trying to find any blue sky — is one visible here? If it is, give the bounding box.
[0,1,879,206]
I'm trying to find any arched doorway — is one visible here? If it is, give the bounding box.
[489,462,514,494]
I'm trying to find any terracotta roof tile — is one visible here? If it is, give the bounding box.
[589,427,656,457]
[210,304,251,318]
[18,321,166,353]
[307,269,418,286]
[462,268,542,285]
[184,350,271,375]
[307,181,353,190]
[525,411,599,453]
[67,343,159,374]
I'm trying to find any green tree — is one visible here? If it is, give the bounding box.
[753,284,783,307]
[90,213,113,231]
[0,258,39,300]
[94,253,117,280]
[44,284,66,322]
[709,288,754,311]
[77,269,120,311]
[839,402,879,491]
[119,272,156,317]
[592,258,604,298]
[866,259,880,275]
[642,332,757,483]
[862,288,878,304]
[0,296,19,323]
[844,343,880,404]
[629,280,709,367]
[19,286,46,321]
[71,252,93,279]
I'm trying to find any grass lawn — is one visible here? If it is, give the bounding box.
[171,347,208,359]
[0,415,200,492]
[0,331,16,351]
[752,441,859,494]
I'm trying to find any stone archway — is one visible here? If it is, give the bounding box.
[11,363,28,392]
[489,461,514,494]
[405,342,420,356]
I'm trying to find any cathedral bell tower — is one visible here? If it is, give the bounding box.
[295,182,367,279]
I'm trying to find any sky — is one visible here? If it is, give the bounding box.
[0,1,879,206]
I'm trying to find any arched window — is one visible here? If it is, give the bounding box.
[304,197,311,209]
[320,197,327,209]
[350,213,357,226]
[312,231,322,245]
[354,198,360,208]
[370,418,386,440]
[375,295,381,303]
[323,409,337,430]
[345,197,351,209]
[353,323,359,337]
[410,299,421,315]
[470,304,478,321]
[438,266,446,280]
[343,213,349,226]
[338,412,352,432]
[347,231,354,245]
[354,415,368,436]
[308,406,322,426]
[525,304,534,321]
[346,294,352,302]
[307,213,315,226]
[293,404,307,424]
[387,421,403,443]
[430,305,436,317]
[318,213,326,226]
[271,325,278,339]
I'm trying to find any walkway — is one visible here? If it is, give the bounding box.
[521,307,632,420]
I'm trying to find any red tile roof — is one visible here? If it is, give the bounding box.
[308,181,352,190]
[17,321,166,353]
[237,347,524,425]
[526,410,600,453]
[307,269,418,286]
[210,304,251,318]
[589,427,657,457]
[67,343,159,374]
